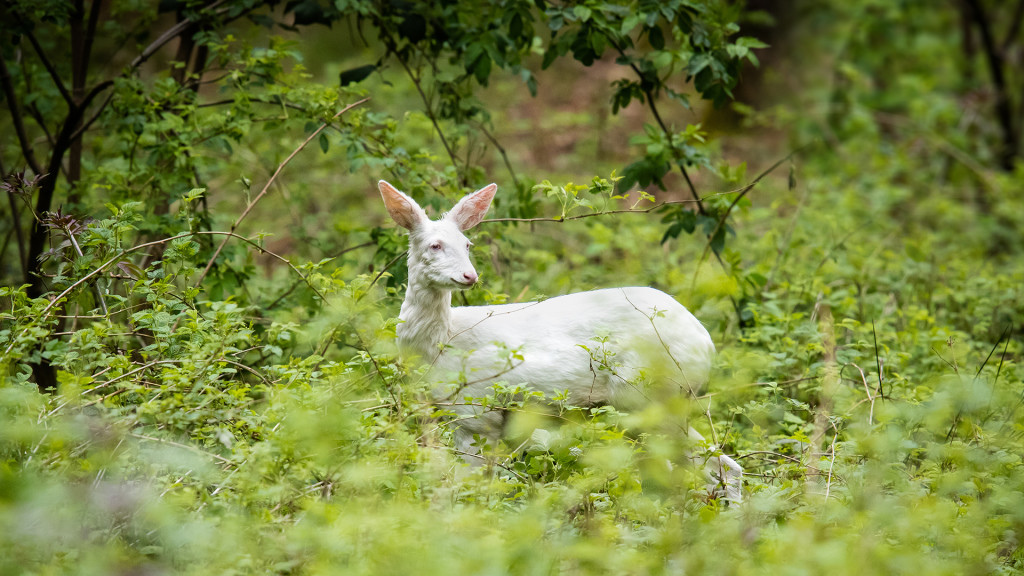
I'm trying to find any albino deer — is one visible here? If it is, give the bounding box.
[379,180,742,501]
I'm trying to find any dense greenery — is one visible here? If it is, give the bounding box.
[2,0,1023,574]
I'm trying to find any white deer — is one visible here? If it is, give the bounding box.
[379,180,743,501]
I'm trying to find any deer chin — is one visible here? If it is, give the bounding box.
[450,277,476,289]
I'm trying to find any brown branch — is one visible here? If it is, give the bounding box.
[476,122,521,189]
[193,98,369,286]
[5,188,27,274]
[26,77,111,294]
[1001,0,1024,53]
[66,80,114,143]
[601,31,706,214]
[378,26,464,186]
[68,1,236,146]
[128,1,223,70]
[266,240,377,310]
[0,56,44,175]
[82,0,104,80]
[695,146,810,270]
[3,229,329,359]
[483,198,698,224]
[965,0,1019,170]
[26,102,57,149]
[480,183,762,225]
[23,29,74,107]
[130,432,234,466]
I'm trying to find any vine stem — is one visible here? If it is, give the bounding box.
[193,98,368,286]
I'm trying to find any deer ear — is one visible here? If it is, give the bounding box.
[379,180,427,230]
[446,183,496,231]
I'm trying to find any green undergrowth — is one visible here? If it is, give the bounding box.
[3,0,1024,574]
[2,158,1022,574]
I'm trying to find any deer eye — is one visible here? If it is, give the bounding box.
[429,242,442,251]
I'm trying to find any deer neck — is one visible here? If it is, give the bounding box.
[397,261,453,360]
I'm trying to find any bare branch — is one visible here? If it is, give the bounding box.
[81,0,104,82]
[194,98,369,286]
[23,29,74,106]
[601,31,706,213]
[66,80,114,143]
[392,45,463,186]
[964,0,1019,169]
[1001,0,1024,53]
[129,6,210,69]
[0,56,45,175]
[695,146,811,269]
[4,229,331,359]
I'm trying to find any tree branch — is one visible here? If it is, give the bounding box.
[964,0,1019,169]
[23,29,74,107]
[68,0,234,148]
[194,98,369,286]
[81,0,104,82]
[4,229,332,360]
[66,80,114,143]
[602,31,707,215]
[480,176,792,225]
[1001,0,1024,53]
[0,55,45,175]
[695,147,809,270]
[398,53,463,186]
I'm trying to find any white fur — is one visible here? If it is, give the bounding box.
[379,180,743,500]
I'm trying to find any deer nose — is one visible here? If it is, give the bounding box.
[462,271,478,285]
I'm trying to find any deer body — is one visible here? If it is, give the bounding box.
[402,286,715,407]
[380,180,742,500]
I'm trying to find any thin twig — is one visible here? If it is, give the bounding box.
[846,362,876,425]
[481,186,763,225]
[194,98,368,286]
[450,449,529,483]
[824,420,838,501]
[3,230,326,358]
[130,432,233,466]
[359,249,407,299]
[22,28,74,106]
[379,27,464,186]
[0,56,44,175]
[476,122,521,189]
[695,146,810,272]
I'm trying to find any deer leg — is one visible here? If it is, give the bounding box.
[689,427,744,502]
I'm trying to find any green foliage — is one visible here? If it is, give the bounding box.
[2,0,1024,574]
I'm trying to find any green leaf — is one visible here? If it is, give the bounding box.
[648,25,665,50]
[319,133,329,153]
[473,54,492,85]
[339,64,376,86]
